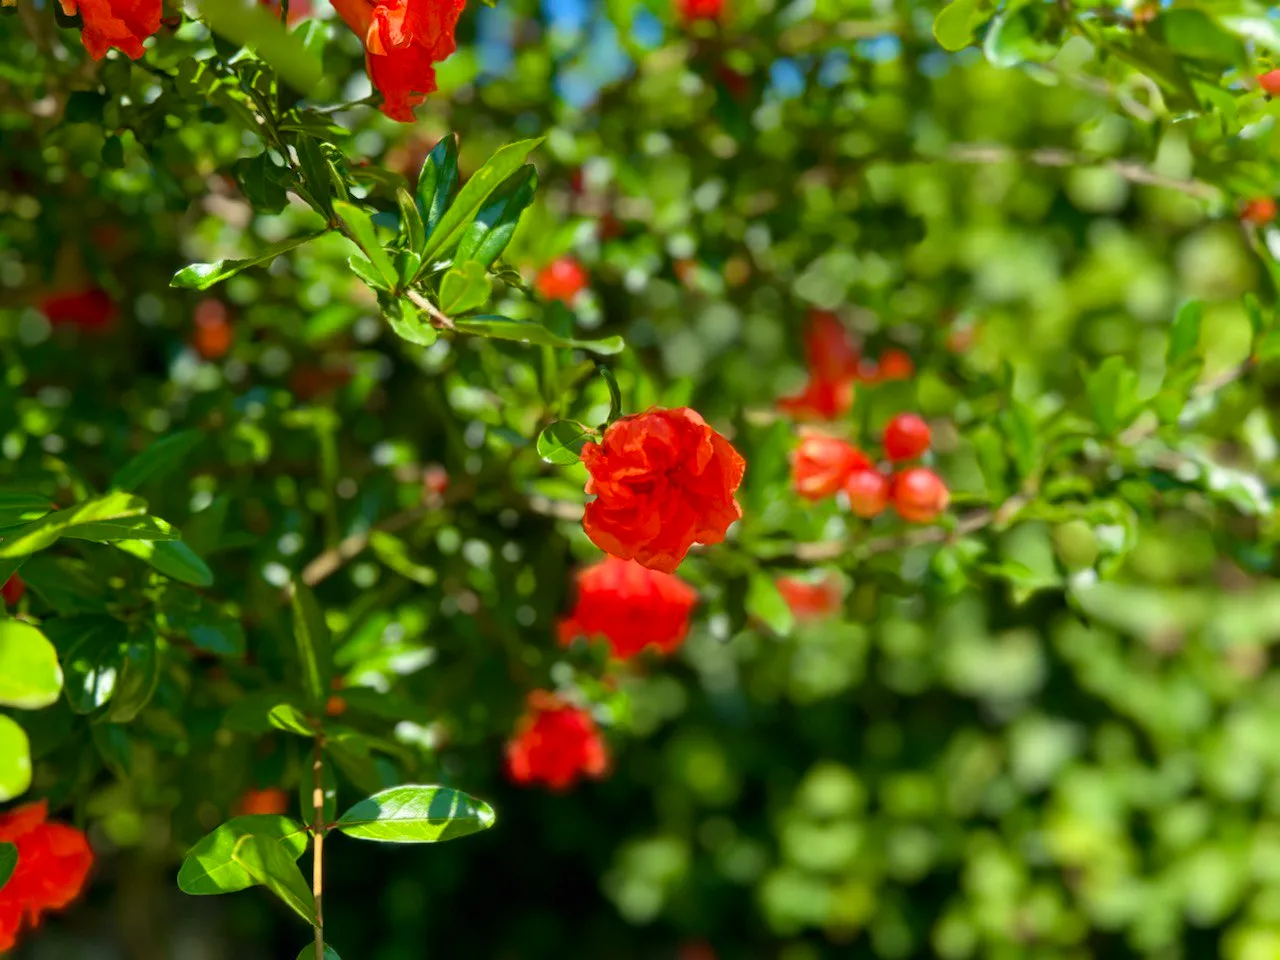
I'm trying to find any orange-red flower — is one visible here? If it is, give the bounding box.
[0,801,93,952]
[560,556,697,659]
[676,0,724,23]
[581,408,746,573]
[791,432,868,501]
[331,0,466,121]
[506,692,608,790]
[40,288,116,331]
[1,575,24,607]
[778,311,859,421]
[59,0,161,60]
[537,257,588,303]
[776,576,842,620]
[237,788,289,817]
[193,299,234,360]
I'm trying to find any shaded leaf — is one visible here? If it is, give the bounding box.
[112,430,204,492]
[290,581,332,711]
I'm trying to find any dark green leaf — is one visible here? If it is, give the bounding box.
[599,365,622,424]
[290,581,332,711]
[420,138,543,263]
[112,430,205,492]
[397,187,424,258]
[65,91,108,124]
[233,152,289,214]
[336,201,397,289]
[294,134,333,215]
[107,628,158,723]
[171,232,325,290]
[437,260,492,315]
[453,164,539,269]
[0,842,16,893]
[101,135,125,169]
[416,134,459,240]
[115,538,214,587]
[335,785,496,843]
[537,420,592,465]
[0,620,62,710]
[44,616,126,714]
[454,316,624,356]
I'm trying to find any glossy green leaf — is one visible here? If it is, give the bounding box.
[195,0,326,94]
[0,492,149,557]
[454,316,624,356]
[171,232,325,290]
[0,717,31,802]
[336,201,397,290]
[933,0,989,51]
[44,616,125,714]
[0,842,16,893]
[0,493,53,529]
[536,420,593,465]
[290,581,332,711]
[178,815,309,896]
[294,134,333,215]
[0,620,62,710]
[982,7,1060,68]
[157,591,245,657]
[106,628,159,723]
[453,164,538,268]
[416,134,459,241]
[397,187,424,257]
[420,138,543,263]
[269,703,315,737]
[438,260,492,315]
[232,833,315,923]
[335,785,495,843]
[232,153,288,215]
[384,298,439,347]
[112,430,204,492]
[114,538,214,587]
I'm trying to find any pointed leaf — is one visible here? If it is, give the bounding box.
[420,138,543,263]
[335,785,495,843]
[178,815,309,896]
[107,627,158,723]
[437,260,492,315]
[537,420,592,465]
[290,581,332,711]
[232,833,315,923]
[115,538,214,587]
[336,201,397,289]
[44,616,126,714]
[397,187,424,257]
[195,0,326,94]
[0,492,149,557]
[171,233,324,290]
[1167,300,1203,368]
[111,430,205,492]
[454,315,624,355]
[453,164,538,268]
[269,703,315,737]
[416,134,459,240]
[0,620,62,710]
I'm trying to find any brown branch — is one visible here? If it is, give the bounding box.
[405,289,455,331]
[311,735,326,960]
[299,505,427,587]
[944,144,1219,201]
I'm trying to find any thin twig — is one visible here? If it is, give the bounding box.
[405,289,456,331]
[311,734,326,960]
[944,144,1219,201]
[299,505,428,587]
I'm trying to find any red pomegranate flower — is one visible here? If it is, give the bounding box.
[506,692,608,790]
[236,788,289,817]
[0,801,94,952]
[560,556,697,659]
[40,288,116,331]
[536,257,588,303]
[1242,197,1278,226]
[331,0,466,121]
[791,432,868,501]
[676,0,724,23]
[580,408,746,573]
[1261,69,1280,97]
[892,467,950,523]
[778,311,859,420]
[776,576,842,620]
[59,0,161,60]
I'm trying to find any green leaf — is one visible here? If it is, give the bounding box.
[112,430,205,492]
[101,135,125,169]
[416,135,459,241]
[0,842,16,893]
[91,721,132,779]
[335,785,495,843]
[0,492,147,557]
[420,138,543,264]
[599,365,623,424]
[1167,300,1203,368]
[454,316,624,356]
[0,717,31,802]
[290,581,332,711]
[178,815,309,896]
[336,201,397,290]
[746,573,795,635]
[397,187,424,258]
[157,590,245,657]
[933,0,989,51]
[453,164,539,269]
[537,420,593,465]
[294,134,333,216]
[269,703,315,737]
[44,616,125,714]
[233,153,288,214]
[0,493,53,529]
[437,260,492,315]
[195,0,326,95]
[1000,399,1039,482]
[983,7,1060,68]
[171,232,325,290]
[347,255,390,292]
[384,298,439,347]
[368,531,437,586]
[1154,9,1244,67]
[107,627,158,723]
[296,947,341,960]
[62,515,178,544]
[1222,15,1280,55]
[1086,356,1141,436]
[115,538,214,587]
[234,834,316,924]
[0,620,62,710]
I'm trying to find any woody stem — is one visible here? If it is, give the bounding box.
[312,735,325,960]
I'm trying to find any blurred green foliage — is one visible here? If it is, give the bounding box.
[5,0,1280,957]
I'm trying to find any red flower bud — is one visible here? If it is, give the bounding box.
[843,468,891,518]
[791,432,868,500]
[1261,70,1280,97]
[1242,197,1278,226]
[882,413,931,462]
[1,575,25,606]
[891,467,949,523]
[536,257,588,303]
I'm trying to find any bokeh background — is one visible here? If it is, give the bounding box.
[5,0,1280,957]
